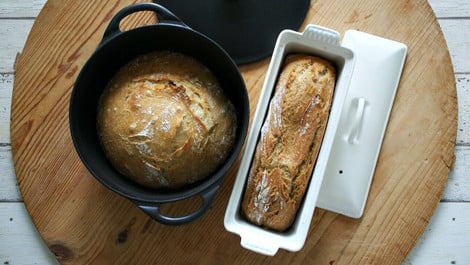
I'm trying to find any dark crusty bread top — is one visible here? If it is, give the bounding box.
[241,54,336,231]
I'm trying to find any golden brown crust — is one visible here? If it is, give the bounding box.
[97,51,236,189]
[241,54,336,231]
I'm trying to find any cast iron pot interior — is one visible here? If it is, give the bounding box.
[69,3,249,225]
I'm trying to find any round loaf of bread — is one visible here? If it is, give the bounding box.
[97,51,237,189]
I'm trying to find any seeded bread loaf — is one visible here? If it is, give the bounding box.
[241,54,336,231]
[97,51,237,189]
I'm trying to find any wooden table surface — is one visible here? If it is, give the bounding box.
[1,0,469,264]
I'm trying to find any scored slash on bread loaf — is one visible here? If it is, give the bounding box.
[97,51,237,189]
[241,54,336,231]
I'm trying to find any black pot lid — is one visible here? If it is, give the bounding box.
[153,0,311,65]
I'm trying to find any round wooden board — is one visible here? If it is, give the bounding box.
[11,0,457,264]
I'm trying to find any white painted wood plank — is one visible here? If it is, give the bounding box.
[438,19,470,74]
[0,0,46,18]
[0,146,21,202]
[0,19,34,73]
[428,0,470,18]
[442,146,470,202]
[405,203,470,265]
[0,202,58,265]
[0,73,12,144]
[456,74,470,145]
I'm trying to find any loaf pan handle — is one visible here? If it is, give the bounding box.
[302,24,341,46]
[102,2,186,41]
[136,184,220,225]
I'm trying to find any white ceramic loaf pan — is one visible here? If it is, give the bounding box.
[224,24,355,256]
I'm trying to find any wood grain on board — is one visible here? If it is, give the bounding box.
[10,0,456,264]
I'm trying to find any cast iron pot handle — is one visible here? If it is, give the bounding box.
[103,2,185,40]
[136,184,220,225]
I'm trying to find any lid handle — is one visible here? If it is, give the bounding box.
[346,97,367,144]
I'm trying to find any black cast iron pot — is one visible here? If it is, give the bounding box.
[69,2,249,225]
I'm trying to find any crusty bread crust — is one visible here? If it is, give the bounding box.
[97,51,236,189]
[241,54,336,231]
